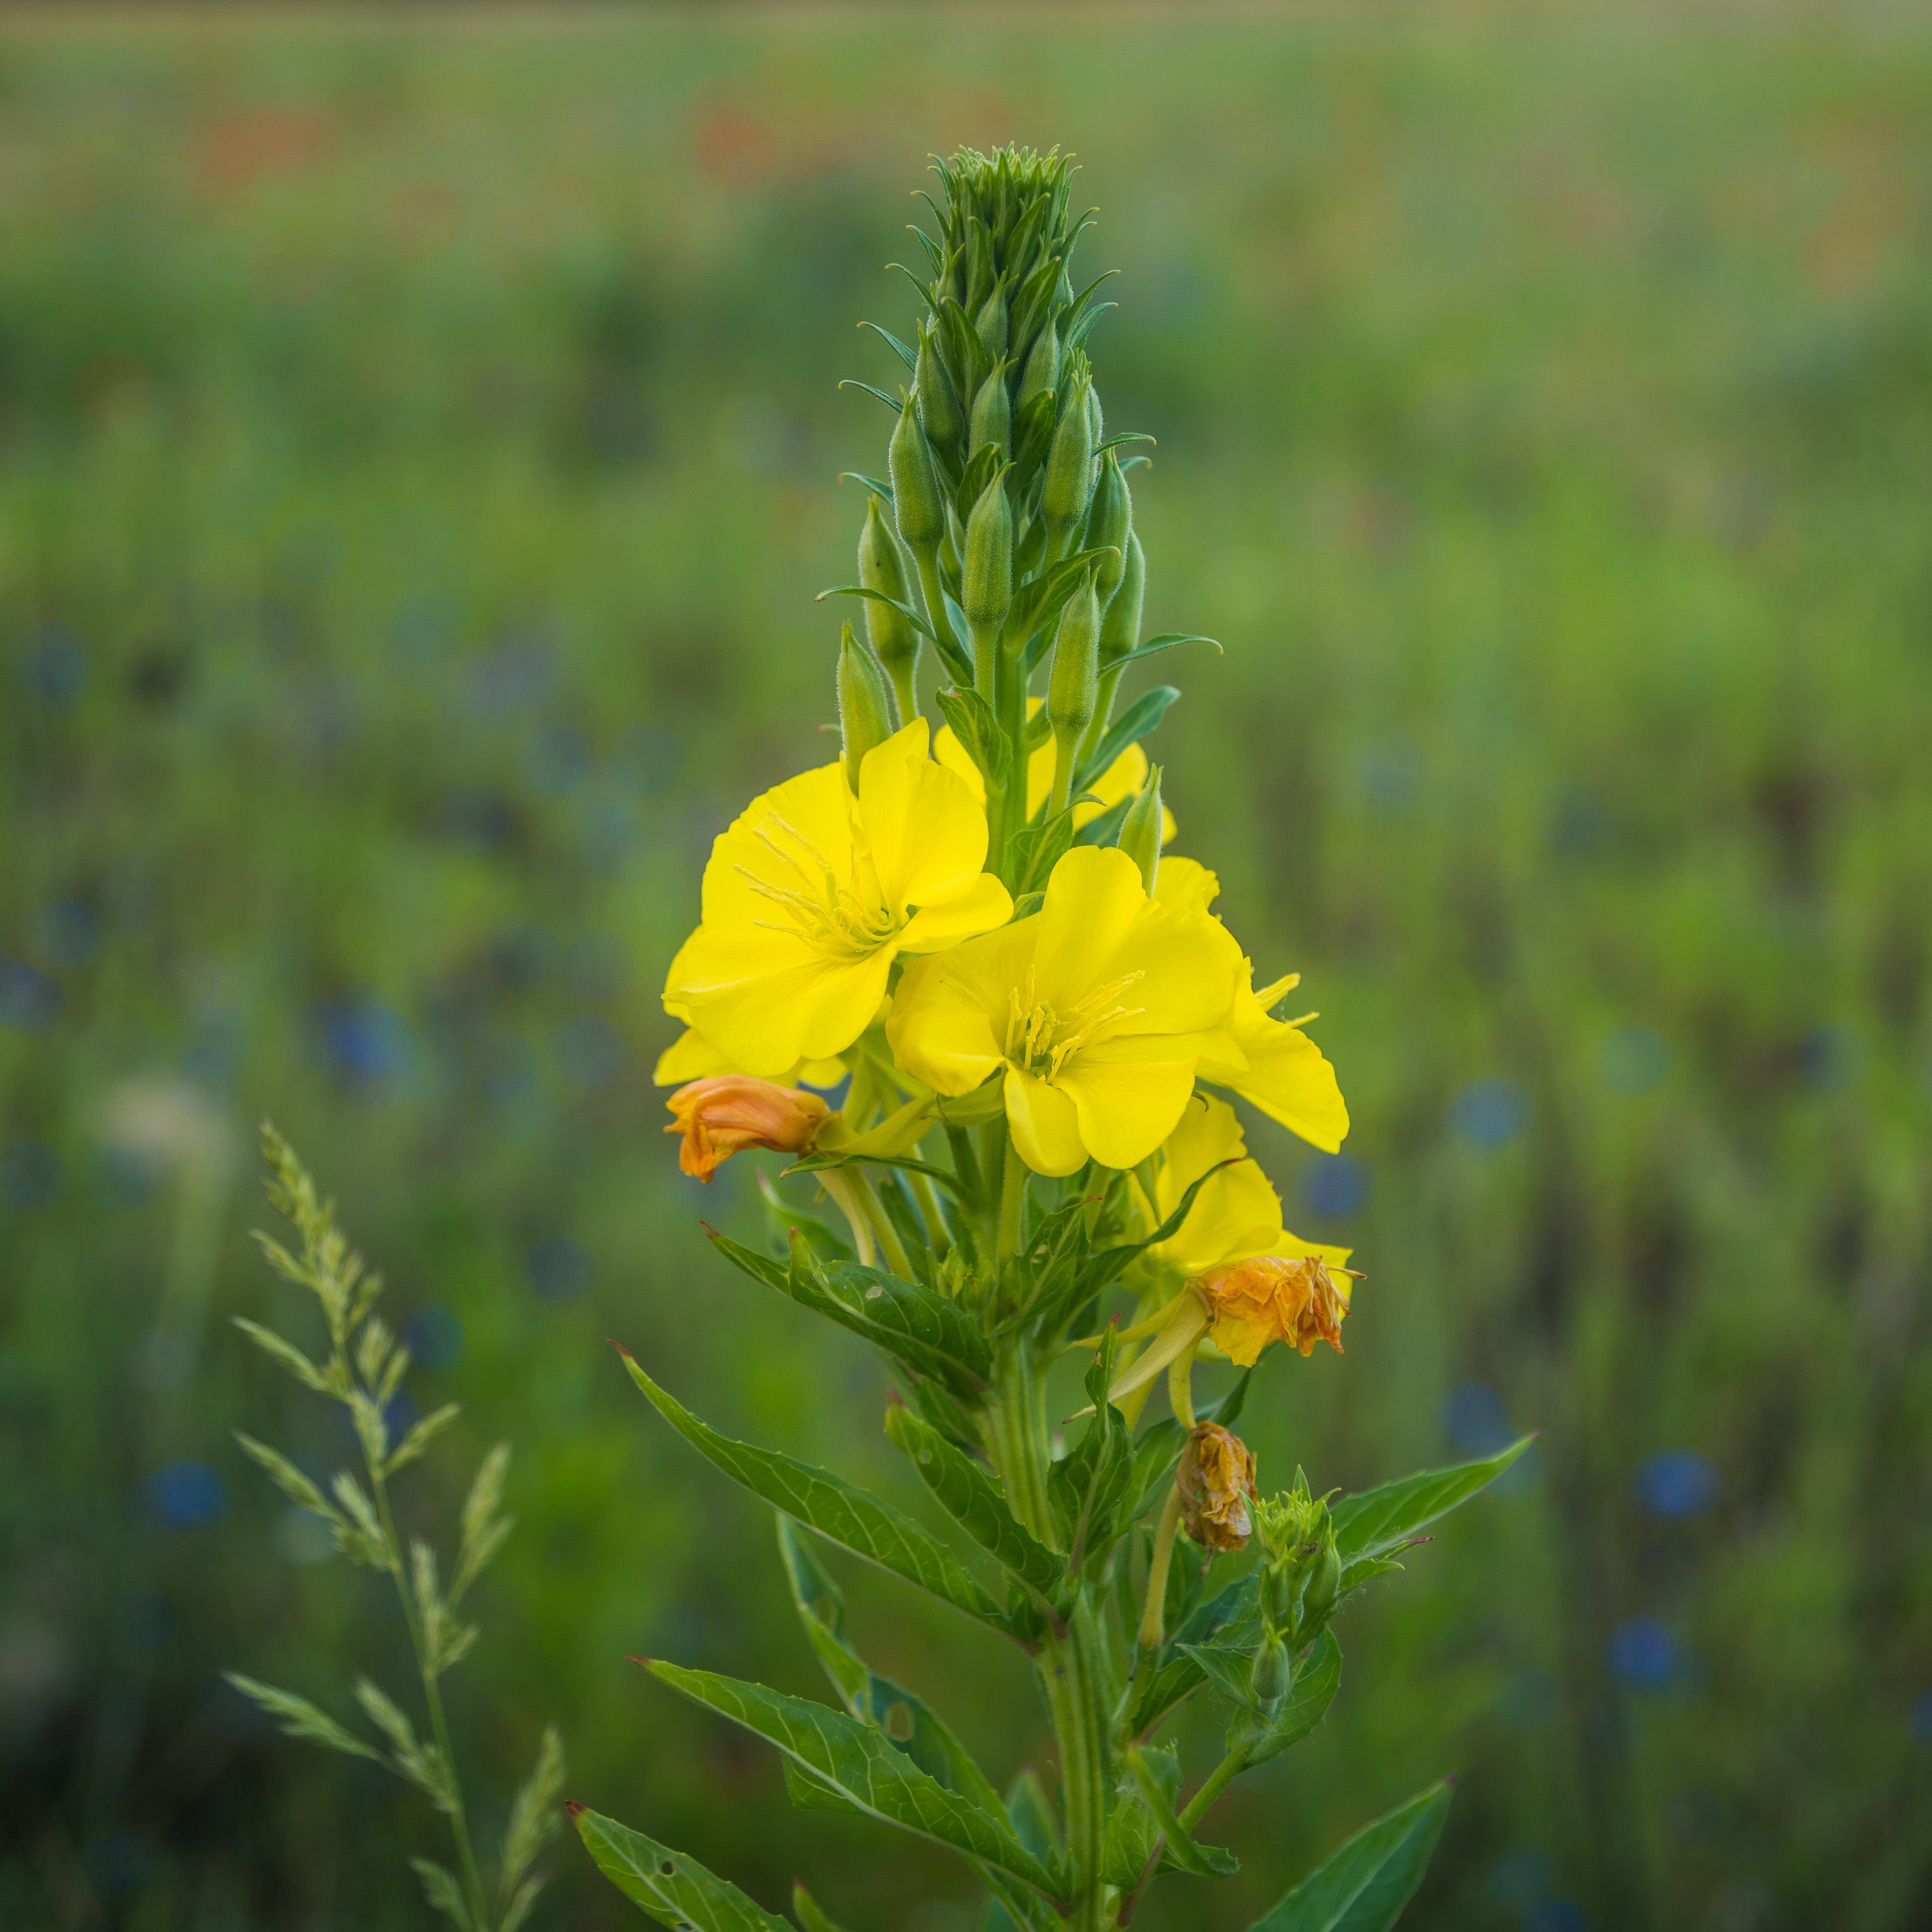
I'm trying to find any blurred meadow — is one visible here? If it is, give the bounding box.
[4,4,1932,1929]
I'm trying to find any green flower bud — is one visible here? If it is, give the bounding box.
[1118,763,1163,894]
[1250,1629,1292,1717]
[1047,568,1100,753]
[1085,450,1133,609]
[1041,371,1097,540]
[1301,1535,1342,1635]
[1017,318,1060,413]
[1086,377,1104,447]
[974,282,1008,362]
[969,362,1011,459]
[889,392,946,550]
[961,469,1013,637]
[857,495,921,720]
[914,321,965,457]
[1100,529,1145,665]
[837,622,895,794]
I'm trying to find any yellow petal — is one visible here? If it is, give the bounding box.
[1199,984,1350,1152]
[1092,895,1246,1041]
[856,718,994,912]
[698,761,853,931]
[898,872,1014,952]
[1004,1066,1088,1177]
[1206,1306,1278,1369]
[653,1027,735,1086]
[1031,846,1152,1011]
[671,934,891,1077]
[1055,1045,1200,1171]
[888,921,1037,1095]
[1153,857,1221,917]
[933,723,987,804]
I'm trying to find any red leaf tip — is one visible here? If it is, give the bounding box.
[565,1800,586,1817]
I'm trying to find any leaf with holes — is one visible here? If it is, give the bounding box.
[644,1662,1061,1901]
[573,1806,791,1932]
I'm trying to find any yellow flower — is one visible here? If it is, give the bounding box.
[664,720,1012,1078]
[654,957,845,1089]
[1154,858,1349,1153]
[665,1075,830,1181]
[888,844,1245,1176]
[936,699,1178,838]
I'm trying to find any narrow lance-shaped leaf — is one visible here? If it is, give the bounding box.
[1330,1436,1533,1562]
[1075,685,1179,795]
[790,1881,854,1932]
[1244,1778,1453,1932]
[616,1350,1010,1636]
[884,1399,1065,1598]
[1126,1745,1238,1878]
[572,1806,792,1932]
[643,1661,1062,1902]
[775,1518,1008,1820]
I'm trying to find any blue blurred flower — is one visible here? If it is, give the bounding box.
[1801,1024,1864,1092]
[1911,1689,1932,1747]
[1636,1450,1719,1519]
[21,624,87,709]
[35,898,99,968]
[1599,1024,1670,1094]
[1453,1077,1525,1147]
[556,1017,624,1091]
[1445,1380,1514,1454]
[312,1000,409,1088]
[1610,1617,1680,1689]
[403,1305,464,1370]
[1300,1154,1370,1219]
[0,958,60,1031]
[525,722,592,795]
[1,1143,63,1208]
[1527,1903,1586,1932]
[1487,1843,1555,1911]
[528,1236,591,1303]
[149,1459,227,1528]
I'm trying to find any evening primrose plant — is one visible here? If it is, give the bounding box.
[583,147,1530,1932]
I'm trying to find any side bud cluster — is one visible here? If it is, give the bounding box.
[1247,1471,1344,1714]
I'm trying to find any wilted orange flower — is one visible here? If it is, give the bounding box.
[1193,1254,1356,1366]
[666,1076,830,1181]
[1176,1422,1258,1552]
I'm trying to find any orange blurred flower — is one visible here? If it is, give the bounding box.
[1193,1254,1357,1366]
[1176,1422,1258,1553]
[666,1076,830,1182]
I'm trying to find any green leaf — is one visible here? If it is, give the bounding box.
[785,1758,868,1815]
[859,319,918,370]
[791,1880,854,1932]
[1009,807,1076,898]
[836,378,902,413]
[1125,1743,1238,1878]
[1075,686,1179,794]
[934,684,1015,800]
[1244,1778,1452,1932]
[838,469,894,501]
[644,1662,1061,1901]
[410,1858,474,1931]
[1178,1640,1260,1716]
[1243,1629,1343,1768]
[884,1401,1065,1597]
[573,1806,791,1932]
[1109,632,1222,672]
[618,1351,1009,1634]
[703,1227,991,1399]
[1127,1574,1263,1737]
[1330,1437,1533,1562]
[1004,544,1121,664]
[775,1519,1008,1820]
[1049,1336,1134,1570]
[816,582,939,645]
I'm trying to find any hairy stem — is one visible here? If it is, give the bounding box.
[854,1172,913,1278]
[1039,1598,1112,1932]
[1137,1482,1184,1653]
[985,1339,1057,1552]
[1177,1745,1247,1834]
[997,1135,1028,1272]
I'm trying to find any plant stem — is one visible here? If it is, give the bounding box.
[908,1165,952,1260]
[997,1135,1028,1271]
[1178,1746,1247,1834]
[985,1339,1057,1551]
[371,1467,489,1930]
[1073,663,1124,779]
[854,1173,913,1278]
[1039,1598,1111,1932]
[819,1171,877,1266]
[1137,1483,1184,1653]
[914,544,963,665]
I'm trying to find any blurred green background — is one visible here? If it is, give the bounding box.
[4,5,1931,1929]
